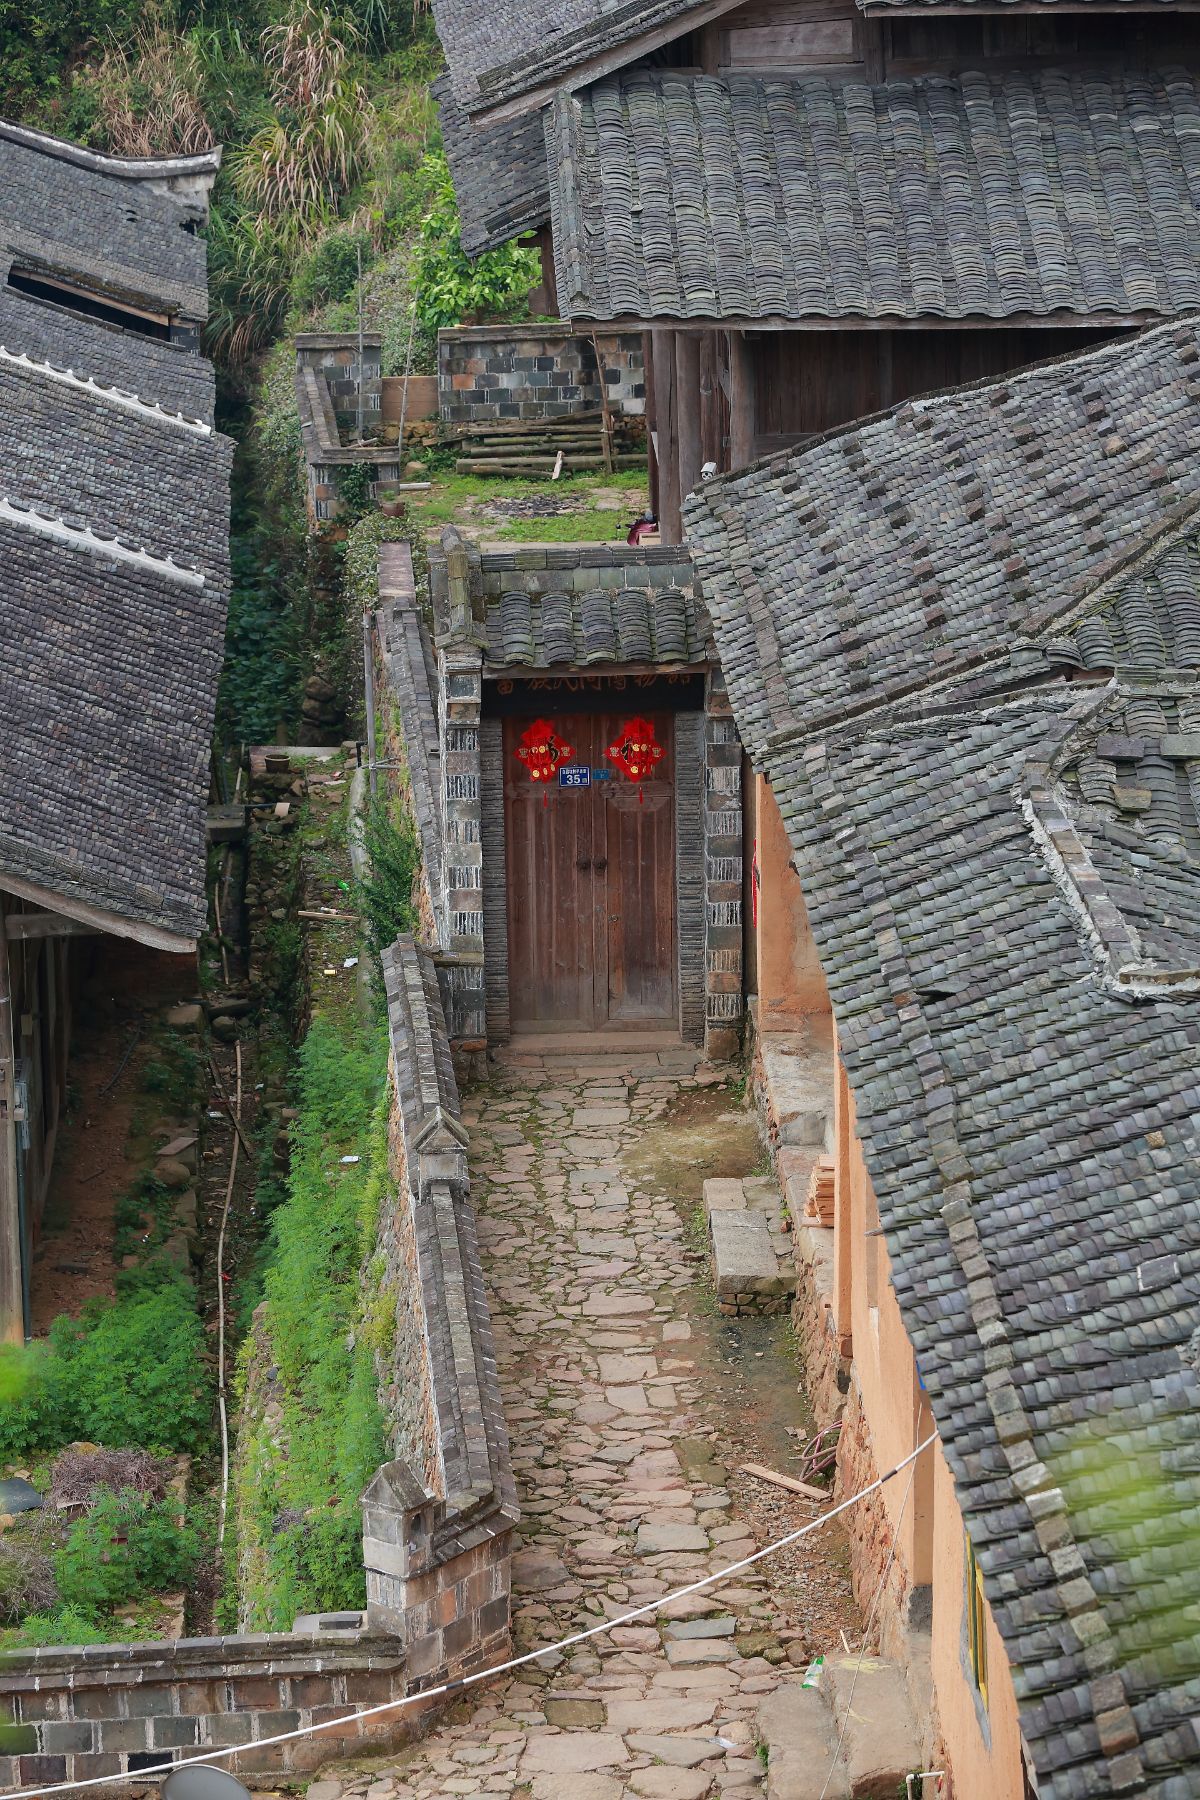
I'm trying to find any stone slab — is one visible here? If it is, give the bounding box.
[709,1209,790,1298]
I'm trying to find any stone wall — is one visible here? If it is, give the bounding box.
[0,1630,417,1791]
[438,324,645,424]
[297,330,382,436]
[367,936,517,1686]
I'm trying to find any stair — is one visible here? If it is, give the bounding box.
[759,1656,926,1799]
[703,1176,793,1316]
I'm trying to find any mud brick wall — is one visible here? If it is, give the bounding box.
[438,324,644,424]
[297,330,382,435]
[0,1633,418,1790]
[834,1377,917,1661]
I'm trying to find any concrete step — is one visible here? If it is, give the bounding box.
[760,1658,925,1799]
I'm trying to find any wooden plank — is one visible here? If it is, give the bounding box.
[727,20,855,62]
[653,328,682,546]
[741,1462,826,1501]
[3,913,100,941]
[675,331,703,509]
[727,330,755,470]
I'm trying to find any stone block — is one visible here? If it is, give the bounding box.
[703,1178,745,1213]
[710,1210,790,1302]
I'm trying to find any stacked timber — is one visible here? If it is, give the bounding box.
[443,409,645,477]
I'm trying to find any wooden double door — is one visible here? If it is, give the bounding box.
[504,711,677,1032]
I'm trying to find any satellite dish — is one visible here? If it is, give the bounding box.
[163,1766,252,1800]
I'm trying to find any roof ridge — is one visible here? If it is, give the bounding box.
[0,117,221,181]
[0,343,212,435]
[0,495,206,588]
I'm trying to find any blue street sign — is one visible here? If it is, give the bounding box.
[559,765,590,787]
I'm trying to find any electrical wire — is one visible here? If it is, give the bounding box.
[4,1433,939,1800]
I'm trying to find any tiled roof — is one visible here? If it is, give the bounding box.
[547,66,1200,322]
[686,321,1200,1795]
[0,347,232,944]
[432,0,706,116]
[0,123,210,318]
[435,76,549,256]
[0,280,215,419]
[686,319,1200,754]
[484,582,708,668]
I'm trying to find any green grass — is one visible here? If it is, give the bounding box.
[231,1005,391,1628]
[403,466,649,533]
[493,509,634,543]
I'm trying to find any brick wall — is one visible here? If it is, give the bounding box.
[0,1631,419,1791]
[438,324,644,424]
[297,330,382,435]
[704,669,744,1061]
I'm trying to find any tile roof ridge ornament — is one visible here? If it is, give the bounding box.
[1021,681,1200,999]
[0,343,212,435]
[0,495,207,589]
[0,116,222,182]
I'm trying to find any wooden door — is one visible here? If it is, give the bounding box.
[598,710,677,1026]
[503,709,678,1032]
[504,713,600,1032]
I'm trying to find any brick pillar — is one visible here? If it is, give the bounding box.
[439,648,485,1049]
[703,668,743,1060]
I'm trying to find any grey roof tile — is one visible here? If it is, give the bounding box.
[547,66,1200,323]
[433,0,708,116]
[687,319,1200,1794]
[483,581,707,667]
[0,124,211,318]
[435,75,549,255]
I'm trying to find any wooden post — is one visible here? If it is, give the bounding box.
[590,332,615,474]
[675,331,703,515]
[652,328,682,546]
[699,332,718,471]
[0,901,24,1343]
[643,331,659,518]
[728,329,756,469]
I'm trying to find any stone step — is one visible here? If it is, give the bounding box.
[709,1207,792,1317]
[759,1658,926,1799]
[703,1176,746,1213]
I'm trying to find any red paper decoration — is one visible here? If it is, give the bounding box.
[605,716,664,803]
[515,718,573,804]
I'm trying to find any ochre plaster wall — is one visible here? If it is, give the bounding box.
[754,777,829,1025]
[931,1444,1026,1800]
[832,1045,1026,1800]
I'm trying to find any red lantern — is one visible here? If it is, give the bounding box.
[605,716,664,803]
[515,718,573,804]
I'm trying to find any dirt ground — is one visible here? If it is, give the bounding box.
[29,938,200,1335]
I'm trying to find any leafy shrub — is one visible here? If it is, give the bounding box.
[0,1276,209,1460]
[359,793,418,966]
[293,226,373,308]
[235,1013,388,1625]
[54,1491,199,1615]
[0,1606,119,1650]
[410,150,541,334]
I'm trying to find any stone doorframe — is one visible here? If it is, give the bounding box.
[470,668,742,1060]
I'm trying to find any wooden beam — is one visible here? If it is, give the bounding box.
[4,913,101,942]
[728,330,755,470]
[643,330,659,519]
[0,874,195,954]
[652,328,682,546]
[699,332,719,472]
[675,330,703,511]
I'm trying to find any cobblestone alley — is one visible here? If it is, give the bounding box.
[313,1044,860,1800]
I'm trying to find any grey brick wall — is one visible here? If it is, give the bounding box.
[439,325,644,424]
[297,331,382,436]
[704,668,744,1061]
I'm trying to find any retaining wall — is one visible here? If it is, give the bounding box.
[0,1632,416,1791]
[438,324,644,424]
[0,935,516,1790]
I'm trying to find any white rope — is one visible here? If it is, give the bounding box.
[4,1433,939,1800]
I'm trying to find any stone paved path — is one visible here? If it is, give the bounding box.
[315,1046,858,1800]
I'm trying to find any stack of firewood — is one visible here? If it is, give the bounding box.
[442,409,645,477]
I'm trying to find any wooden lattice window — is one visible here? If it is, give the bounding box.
[966,1533,989,1708]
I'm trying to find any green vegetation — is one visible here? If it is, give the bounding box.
[494,508,636,543]
[0,1273,210,1460]
[411,148,541,335]
[232,1008,390,1626]
[359,791,419,968]
[54,1491,201,1614]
